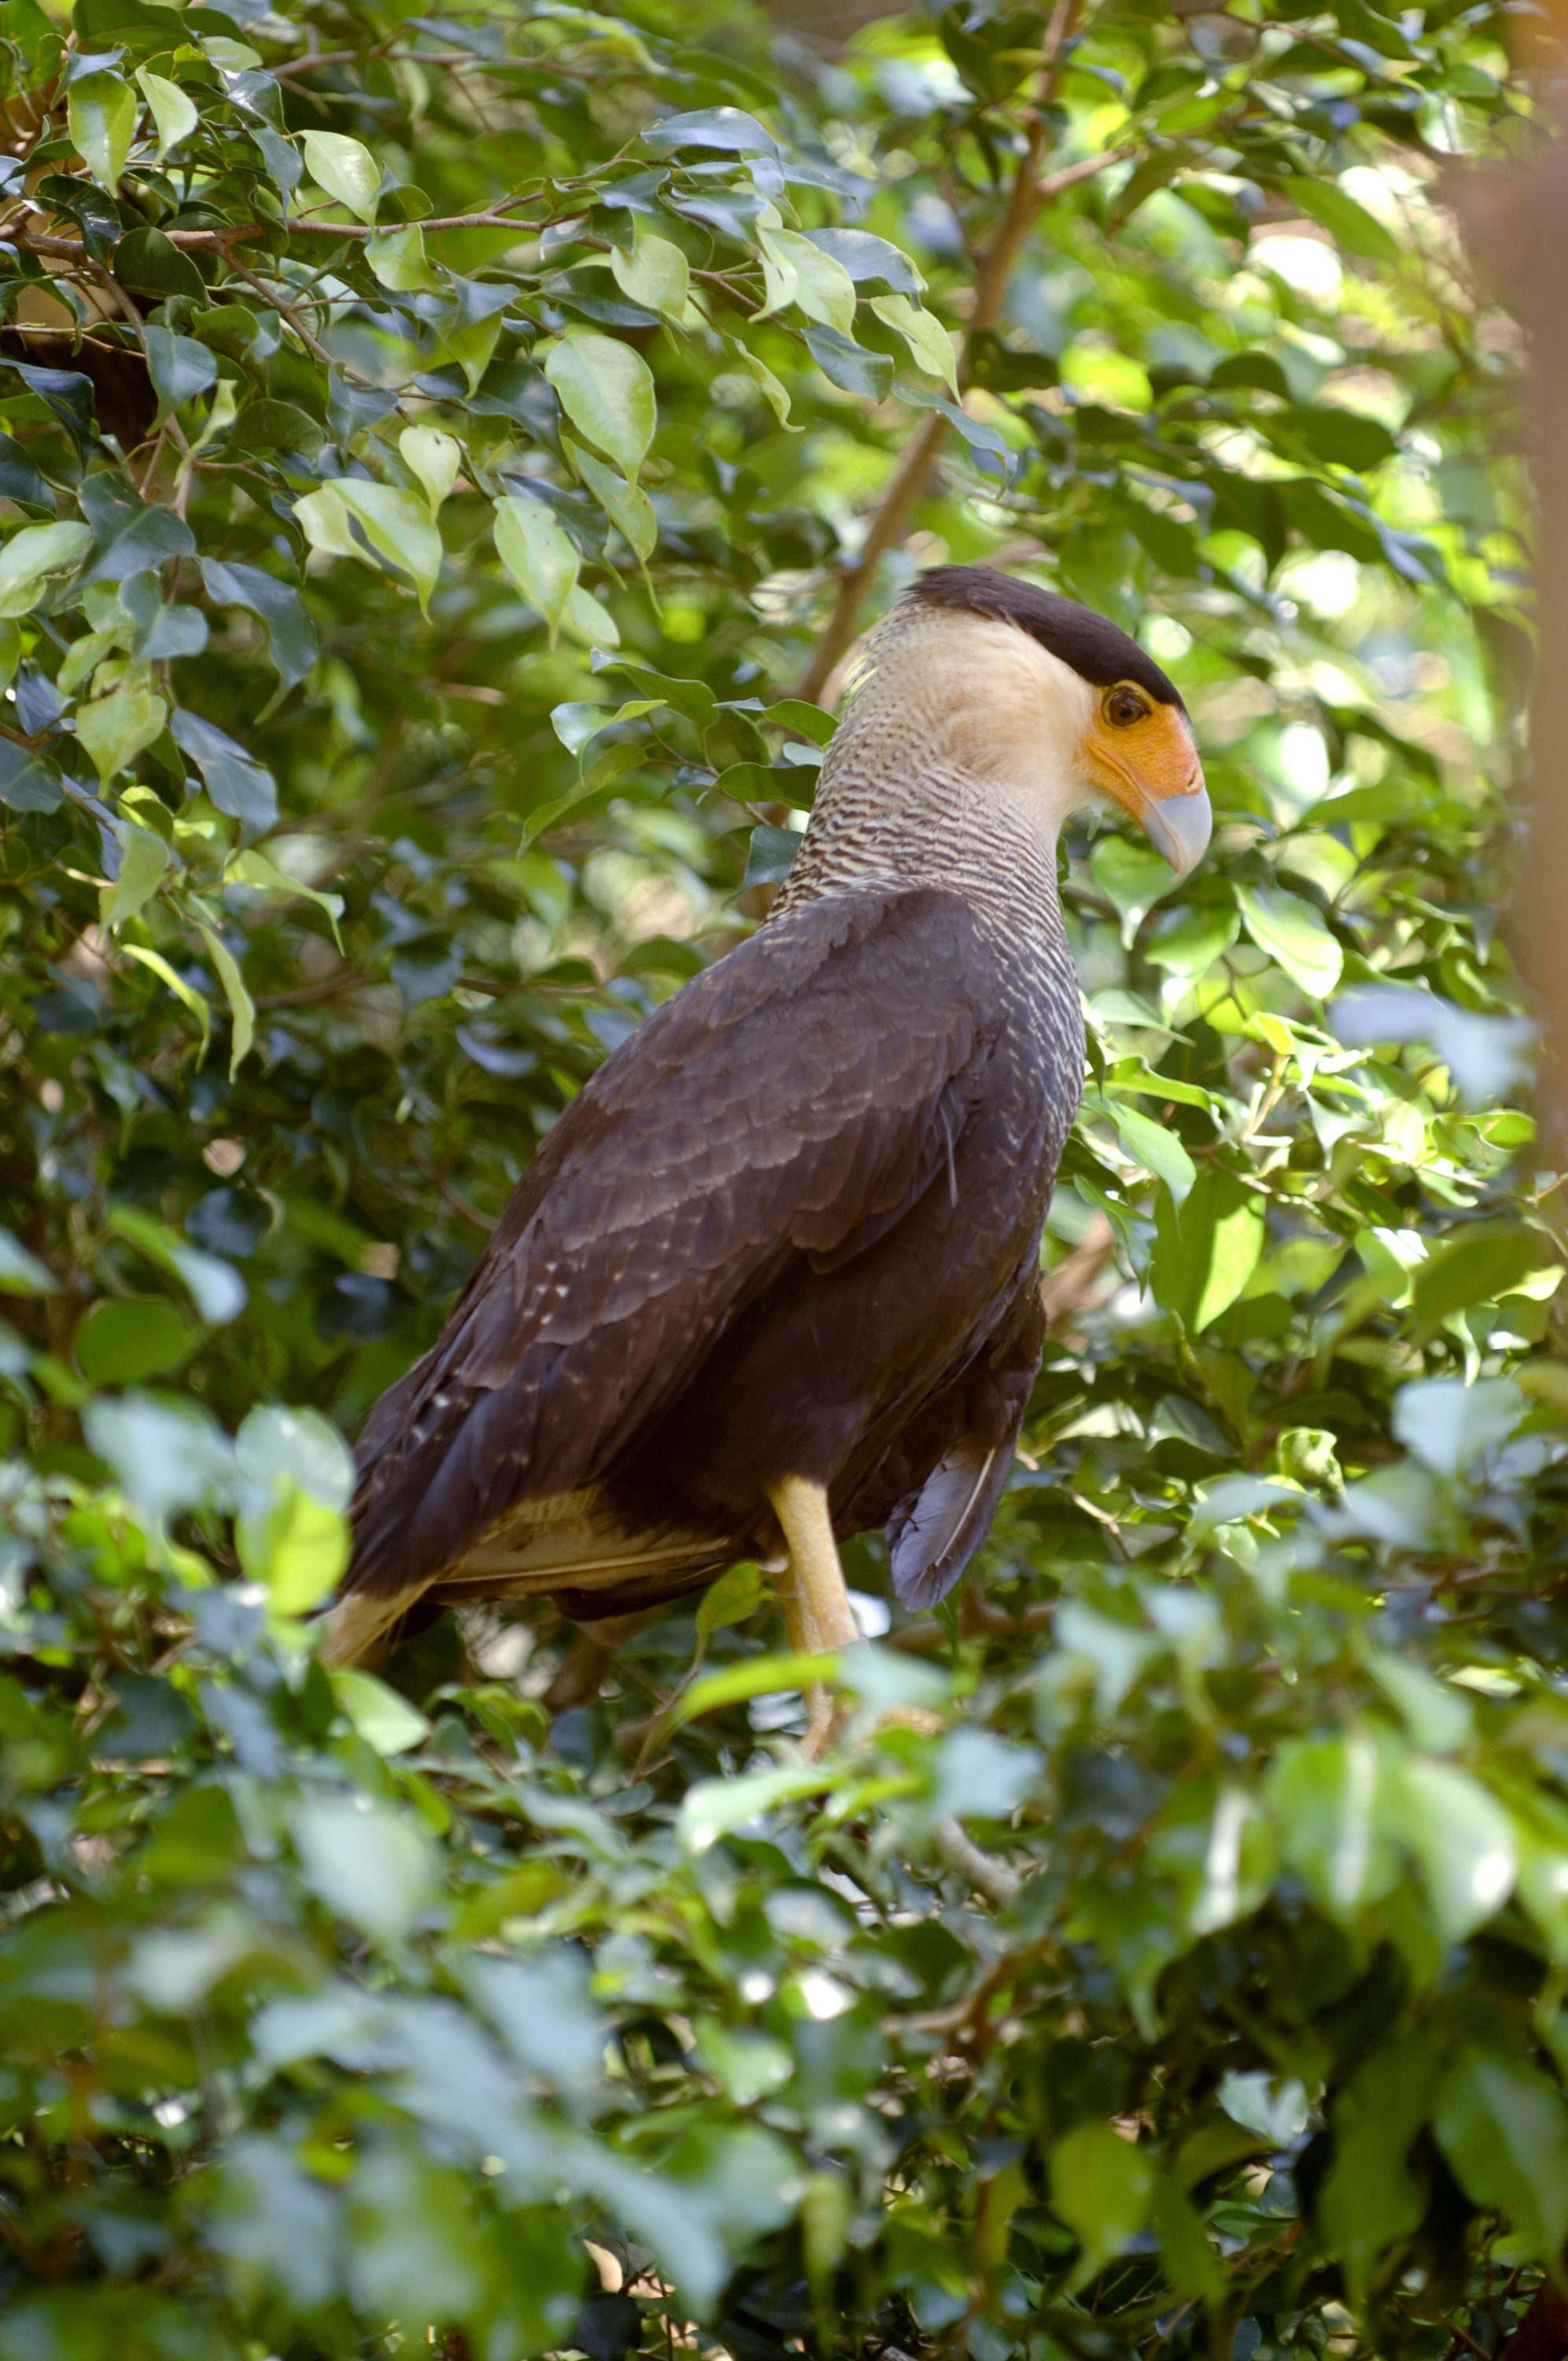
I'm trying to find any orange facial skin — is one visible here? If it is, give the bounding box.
[1079,682,1211,878]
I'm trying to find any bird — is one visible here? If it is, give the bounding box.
[323,563,1210,1728]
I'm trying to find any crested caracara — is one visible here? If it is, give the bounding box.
[323,565,1211,1705]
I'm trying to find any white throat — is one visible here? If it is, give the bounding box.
[773,604,1099,929]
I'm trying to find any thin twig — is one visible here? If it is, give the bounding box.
[221,253,352,379]
[253,965,375,1009]
[407,1142,493,1234]
[3,199,546,260]
[933,1817,1020,1908]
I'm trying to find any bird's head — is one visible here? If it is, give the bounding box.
[899,565,1212,881]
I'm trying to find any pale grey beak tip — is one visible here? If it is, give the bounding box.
[1143,784,1212,881]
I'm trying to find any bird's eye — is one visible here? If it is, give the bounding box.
[1105,684,1149,728]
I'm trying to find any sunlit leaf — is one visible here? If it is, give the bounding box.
[68,71,135,190]
[301,128,382,224]
[135,67,198,158]
[541,331,657,482]
[493,493,580,644]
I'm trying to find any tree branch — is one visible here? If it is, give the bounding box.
[934,1816,1020,1908]
[2,201,544,261]
[794,1,1123,705]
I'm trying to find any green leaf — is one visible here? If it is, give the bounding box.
[732,343,792,427]
[68,70,136,190]
[292,1794,435,1943]
[522,737,641,840]
[1090,834,1176,947]
[550,697,661,757]
[331,1668,430,1756]
[610,232,690,323]
[238,1474,349,1613]
[198,557,316,690]
[0,1228,57,1293]
[759,697,836,746]
[135,65,197,157]
[295,481,442,614]
[1100,1099,1196,1208]
[1365,1650,1473,1755]
[569,438,656,563]
[1146,900,1240,976]
[869,294,957,394]
[1236,884,1343,999]
[196,922,256,1080]
[1270,1729,1395,1918]
[227,848,345,950]
[756,218,856,335]
[367,223,439,291]
[494,493,581,645]
[1385,1757,1515,1942]
[1282,172,1400,264]
[76,1297,198,1386]
[145,326,218,418]
[120,941,211,1060]
[100,819,169,927]
[1149,2172,1223,2307]
[1150,1166,1265,1332]
[1436,2052,1568,2267]
[678,1758,836,1851]
[1049,2124,1154,2280]
[436,280,511,395]
[398,425,462,518]
[76,682,168,783]
[0,740,62,812]
[800,327,892,401]
[643,105,780,156]
[113,224,206,301]
[235,1402,354,1510]
[301,128,382,225]
[695,1560,764,1645]
[172,710,277,832]
[0,436,52,519]
[742,822,802,888]
[1318,2034,1443,2297]
[1269,405,1397,471]
[105,1203,245,1325]
[0,520,93,619]
[673,1650,847,1733]
[807,227,923,293]
[563,584,619,649]
[1411,1227,1551,1339]
[541,331,657,482]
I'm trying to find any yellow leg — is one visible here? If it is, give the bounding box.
[765,1475,858,1755]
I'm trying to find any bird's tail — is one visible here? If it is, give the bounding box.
[316,1583,426,1668]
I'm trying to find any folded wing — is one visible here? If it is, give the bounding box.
[341,888,1006,1628]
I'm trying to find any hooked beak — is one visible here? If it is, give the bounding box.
[1138,779,1212,880]
[1080,698,1212,881]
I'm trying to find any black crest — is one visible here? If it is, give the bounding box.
[908,563,1185,711]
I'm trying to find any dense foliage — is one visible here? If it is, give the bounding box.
[0,0,1558,2356]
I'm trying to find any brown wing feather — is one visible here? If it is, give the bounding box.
[344,889,1005,1606]
[876,1282,1046,1608]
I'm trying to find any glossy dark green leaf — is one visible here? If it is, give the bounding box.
[800,326,893,400]
[171,708,278,832]
[200,558,317,689]
[113,224,208,303]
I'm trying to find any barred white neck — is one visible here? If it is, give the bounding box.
[773,601,1098,933]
